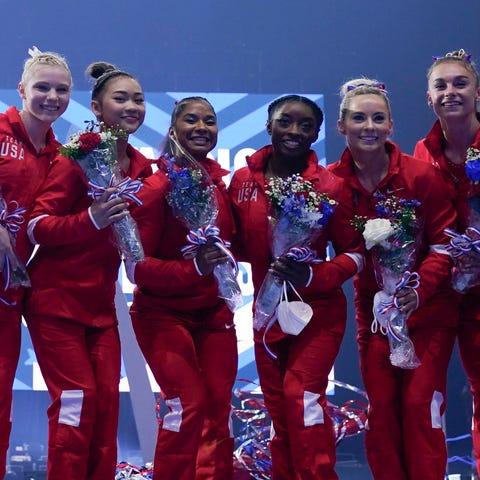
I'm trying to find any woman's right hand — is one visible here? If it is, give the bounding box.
[456,250,480,274]
[89,188,128,229]
[269,255,311,288]
[195,242,229,275]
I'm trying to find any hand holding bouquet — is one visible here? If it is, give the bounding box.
[0,194,31,302]
[445,146,480,292]
[59,121,145,262]
[165,150,243,313]
[356,192,422,369]
[253,174,336,331]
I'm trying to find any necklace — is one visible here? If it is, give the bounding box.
[445,157,464,184]
[445,156,464,169]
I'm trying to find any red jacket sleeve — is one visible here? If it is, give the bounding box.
[131,173,206,295]
[30,157,100,246]
[412,168,456,307]
[306,199,363,294]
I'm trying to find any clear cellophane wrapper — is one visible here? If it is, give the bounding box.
[371,231,421,369]
[449,196,480,293]
[165,154,243,312]
[0,194,30,290]
[253,215,320,330]
[76,143,145,262]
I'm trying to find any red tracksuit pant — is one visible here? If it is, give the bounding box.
[457,295,480,478]
[359,326,456,480]
[26,315,120,480]
[254,322,343,480]
[0,318,21,479]
[131,303,237,480]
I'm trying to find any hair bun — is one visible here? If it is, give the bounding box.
[86,61,117,80]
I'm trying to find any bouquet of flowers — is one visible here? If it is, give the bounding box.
[355,192,422,369]
[164,152,243,312]
[445,146,480,292]
[59,121,145,262]
[0,193,31,302]
[253,174,336,330]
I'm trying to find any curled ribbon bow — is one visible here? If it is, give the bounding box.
[392,270,420,308]
[445,226,480,257]
[372,270,420,334]
[371,271,422,368]
[384,270,419,344]
[379,270,420,313]
[0,200,26,235]
[0,201,27,304]
[181,224,239,275]
[88,176,143,206]
[285,246,323,264]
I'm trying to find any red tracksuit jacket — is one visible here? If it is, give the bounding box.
[0,106,59,312]
[25,145,152,327]
[130,157,236,314]
[229,145,363,341]
[414,121,480,304]
[328,140,458,335]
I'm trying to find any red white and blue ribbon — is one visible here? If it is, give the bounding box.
[232,378,368,478]
[0,200,26,235]
[115,461,153,479]
[0,201,27,304]
[88,176,143,206]
[445,226,480,257]
[392,270,420,308]
[181,224,239,275]
[378,271,420,314]
[372,271,420,336]
[285,246,323,264]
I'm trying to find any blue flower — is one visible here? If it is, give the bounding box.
[465,157,480,183]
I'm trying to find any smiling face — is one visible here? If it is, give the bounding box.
[427,61,480,122]
[337,93,393,155]
[18,64,71,126]
[267,100,319,161]
[169,99,218,161]
[91,76,145,134]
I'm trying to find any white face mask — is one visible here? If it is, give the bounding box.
[276,281,313,336]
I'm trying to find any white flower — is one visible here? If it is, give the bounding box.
[363,218,395,250]
[466,146,480,162]
[100,131,112,142]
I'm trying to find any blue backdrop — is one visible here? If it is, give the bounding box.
[1,1,479,477]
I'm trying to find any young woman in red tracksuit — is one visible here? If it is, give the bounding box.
[0,47,71,479]
[228,95,364,480]
[127,97,238,480]
[328,79,458,480]
[24,62,152,480]
[414,49,480,477]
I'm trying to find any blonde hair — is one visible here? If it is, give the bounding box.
[338,77,391,121]
[20,46,72,87]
